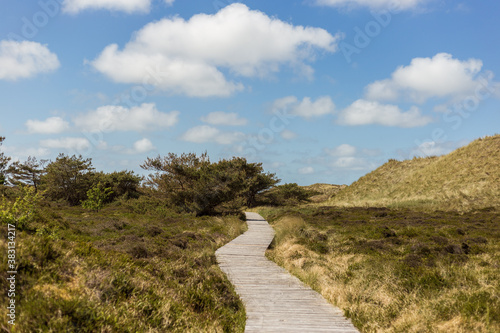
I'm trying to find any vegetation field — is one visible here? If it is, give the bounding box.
[261,206,500,333]
[0,196,247,332]
[1,135,499,332]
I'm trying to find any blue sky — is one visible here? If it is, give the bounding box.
[1,0,499,185]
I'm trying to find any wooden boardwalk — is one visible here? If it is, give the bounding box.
[216,212,359,333]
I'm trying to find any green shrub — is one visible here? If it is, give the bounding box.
[81,183,113,212]
[0,186,40,230]
[264,183,313,206]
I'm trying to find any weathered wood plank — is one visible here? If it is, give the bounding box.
[216,212,359,333]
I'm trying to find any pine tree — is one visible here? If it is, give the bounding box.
[7,156,47,192]
[42,154,94,205]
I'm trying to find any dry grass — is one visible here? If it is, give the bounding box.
[263,207,500,333]
[326,135,500,211]
[303,184,347,203]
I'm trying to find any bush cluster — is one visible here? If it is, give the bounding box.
[1,136,313,215]
[141,152,279,215]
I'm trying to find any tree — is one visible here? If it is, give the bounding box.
[41,154,94,205]
[141,152,210,207]
[228,157,279,207]
[93,170,142,202]
[141,153,279,215]
[7,156,47,192]
[0,136,11,186]
[269,183,313,205]
[81,183,113,212]
[190,158,246,215]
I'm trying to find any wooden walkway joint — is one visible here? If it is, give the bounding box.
[216,212,359,333]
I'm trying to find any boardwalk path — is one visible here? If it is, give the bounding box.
[216,212,359,333]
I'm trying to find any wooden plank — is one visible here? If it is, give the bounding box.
[216,212,359,333]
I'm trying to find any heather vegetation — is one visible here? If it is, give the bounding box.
[0,190,247,332]
[1,134,498,332]
[257,135,500,333]
[0,135,314,332]
[0,141,289,332]
[261,207,499,332]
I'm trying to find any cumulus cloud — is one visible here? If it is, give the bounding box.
[201,111,248,126]
[410,141,460,157]
[272,96,335,119]
[180,125,245,145]
[298,166,315,175]
[314,0,428,11]
[132,138,155,153]
[0,41,60,80]
[338,99,433,127]
[91,4,341,97]
[62,0,151,14]
[26,117,70,134]
[326,143,357,156]
[332,156,368,170]
[1,146,51,161]
[324,144,375,170]
[74,103,179,132]
[365,53,485,103]
[40,137,90,151]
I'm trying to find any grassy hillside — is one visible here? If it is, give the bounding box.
[328,135,500,211]
[303,183,347,203]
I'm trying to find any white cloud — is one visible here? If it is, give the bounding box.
[410,141,455,157]
[26,117,70,134]
[40,137,90,151]
[62,0,151,14]
[1,146,51,161]
[324,144,375,170]
[91,4,341,97]
[201,111,248,126]
[298,166,315,175]
[272,96,335,119]
[180,125,245,145]
[164,0,174,5]
[326,144,357,156]
[281,130,298,140]
[132,138,155,153]
[365,53,484,103]
[314,0,428,11]
[338,99,433,127]
[0,41,60,80]
[74,103,179,133]
[272,96,298,112]
[332,156,368,170]
[24,147,51,157]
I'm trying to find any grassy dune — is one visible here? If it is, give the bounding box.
[262,206,500,333]
[327,135,500,211]
[303,183,347,203]
[0,198,246,332]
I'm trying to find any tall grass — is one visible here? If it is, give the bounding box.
[263,206,500,333]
